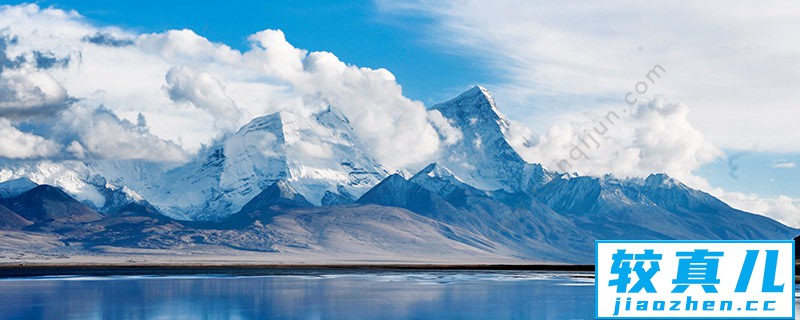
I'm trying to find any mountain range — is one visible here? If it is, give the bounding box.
[0,86,795,263]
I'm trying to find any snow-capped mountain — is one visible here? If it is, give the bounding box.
[0,106,388,221]
[0,160,169,216]
[0,85,796,264]
[358,164,592,262]
[237,180,313,215]
[0,86,557,222]
[1,185,104,232]
[430,86,553,192]
[409,163,486,205]
[153,107,388,220]
[534,173,794,240]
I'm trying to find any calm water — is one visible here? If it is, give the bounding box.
[0,271,595,320]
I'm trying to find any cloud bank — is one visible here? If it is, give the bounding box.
[0,4,446,168]
[506,97,721,185]
[0,118,59,158]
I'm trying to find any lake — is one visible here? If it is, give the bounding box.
[0,271,596,319]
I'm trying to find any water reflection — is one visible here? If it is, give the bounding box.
[0,272,594,319]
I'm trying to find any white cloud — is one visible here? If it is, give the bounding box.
[771,161,796,169]
[378,0,800,154]
[52,104,188,162]
[427,109,462,146]
[0,31,69,119]
[164,65,241,132]
[0,67,69,118]
[770,195,800,228]
[0,118,60,158]
[0,4,448,169]
[507,97,722,185]
[65,140,86,159]
[719,192,800,228]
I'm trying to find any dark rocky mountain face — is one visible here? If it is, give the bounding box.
[229,180,313,225]
[1,185,104,232]
[0,204,32,230]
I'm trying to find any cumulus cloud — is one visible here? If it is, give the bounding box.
[427,109,462,145]
[718,192,800,228]
[65,140,86,159]
[289,47,444,168]
[0,4,449,169]
[0,68,69,118]
[0,118,59,158]
[0,34,69,119]
[770,195,800,227]
[507,97,722,185]
[164,65,241,132]
[0,67,69,118]
[51,104,188,162]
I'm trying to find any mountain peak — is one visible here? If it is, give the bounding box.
[644,173,685,189]
[429,86,526,192]
[237,180,312,216]
[433,86,502,123]
[22,185,76,202]
[468,85,495,105]
[410,163,463,191]
[409,163,486,206]
[236,112,284,137]
[270,180,303,200]
[357,173,455,217]
[0,177,38,198]
[157,105,388,220]
[316,105,352,128]
[380,173,408,186]
[4,184,103,226]
[414,163,456,179]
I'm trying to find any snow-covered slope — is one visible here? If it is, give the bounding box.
[156,107,388,220]
[534,173,796,240]
[0,160,168,216]
[0,107,387,221]
[409,163,485,202]
[430,86,552,192]
[0,177,38,198]
[0,161,107,206]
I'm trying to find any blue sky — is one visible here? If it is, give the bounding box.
[699,152,800,199]
[0,1,796,221]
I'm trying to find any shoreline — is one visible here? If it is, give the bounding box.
[0,264,595,278]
